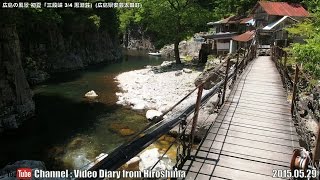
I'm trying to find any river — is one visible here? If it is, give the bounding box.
[0,50,166,170]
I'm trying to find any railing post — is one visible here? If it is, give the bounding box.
[233,53,239,81]
[291,64,299,115]
[272,46,274,61]
[189,84,204,155]
[221,58,231,105]
[284,51,287,67]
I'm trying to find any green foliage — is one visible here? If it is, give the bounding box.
[287,12,320,78]
[88,14,101,29]
[20,8,63,25]
[117,0,144,33]
[302,0,320,12]
[118,0,213,48]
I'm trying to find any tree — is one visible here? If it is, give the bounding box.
[286,11,320,78]
[138,0,210,64]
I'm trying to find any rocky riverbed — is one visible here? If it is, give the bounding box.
[115,61,226,139]
[115,61,205,114]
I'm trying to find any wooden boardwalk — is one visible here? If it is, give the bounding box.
[183,56,300,180]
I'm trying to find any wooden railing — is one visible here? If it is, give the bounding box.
[271,45,320,164]
[80,42,257,177]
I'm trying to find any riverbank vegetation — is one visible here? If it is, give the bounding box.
[118,0,316,64]
[287,11,320,79]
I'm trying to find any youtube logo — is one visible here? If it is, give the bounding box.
[16,168,32,180]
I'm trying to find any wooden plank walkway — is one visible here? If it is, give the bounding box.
[183,56,300,180]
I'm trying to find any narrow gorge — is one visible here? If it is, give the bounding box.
[0,8,122,133]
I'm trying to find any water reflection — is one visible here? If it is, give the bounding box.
[0,50,166,170]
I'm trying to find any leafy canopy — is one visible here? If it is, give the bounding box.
[287,11,320,78]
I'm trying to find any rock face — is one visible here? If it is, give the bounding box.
[123,26,155,51]
[22,24,122,74]
[160,36,203,58]
[0,25,35,132]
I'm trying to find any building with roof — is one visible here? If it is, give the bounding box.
[204,16,255,55]
[252,1,309,28]
[252,1,309,46]
[232,30,256,50]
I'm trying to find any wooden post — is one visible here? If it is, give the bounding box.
[221,58,231,105]
[189,84,204,155]
[273,46,275,61]
[234,53,239,81]
[245,47,249,66]
[284,51,288,67]
[291,64,299,115]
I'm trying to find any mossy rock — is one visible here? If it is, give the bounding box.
[67,137,85,150]
[109,123,127,132]
[48,146,65,157]
[119,128,135,136]
[158,135,166,141]
[109,123,135,136]
[164,136,176,143]
[159,140,170,146]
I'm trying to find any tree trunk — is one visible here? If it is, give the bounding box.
[124,28,129,48]
[174,40,181,64]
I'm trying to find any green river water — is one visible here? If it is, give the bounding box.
[0,50,166,170]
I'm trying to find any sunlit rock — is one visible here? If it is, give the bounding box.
[132,103,146,110]
[125,156,141,171]
[175,70,183,76]
[160,61,173,67]
[85,90,98,98]
[139,148,173,171]
[183,68,192,73]
[146,110,162,121]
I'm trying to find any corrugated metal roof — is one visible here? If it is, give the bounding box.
[258,1,309,17]
[232,30,255,42]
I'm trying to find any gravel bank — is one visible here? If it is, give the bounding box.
[115,64,205,114]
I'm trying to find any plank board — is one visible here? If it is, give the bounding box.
[184,56,300,180]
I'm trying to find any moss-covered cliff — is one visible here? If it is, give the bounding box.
[0,6,121,132]
[0,24,35,132]
[18,8,122,84]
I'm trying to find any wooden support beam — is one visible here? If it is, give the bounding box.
[221,58,231,105]
[189,84,204,155]
[233,53,239,81]
[284,51,287,67]
[291,64,299,115]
